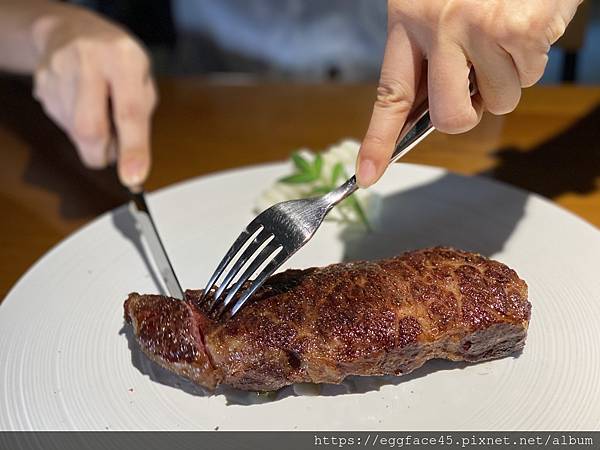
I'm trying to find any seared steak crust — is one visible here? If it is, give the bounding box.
[124,247,530,391]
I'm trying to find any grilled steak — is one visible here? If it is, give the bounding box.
[124,247,530,391]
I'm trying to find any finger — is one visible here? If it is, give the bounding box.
[69,67,111,169]
[33,68,69,129]
[109,69,155,188]
[357,26,422,187]
[470,43,521,115]
[510,50,549,88]
[428,44,481,134]
[547,1,581,47]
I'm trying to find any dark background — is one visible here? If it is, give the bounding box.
[69,0,600,84]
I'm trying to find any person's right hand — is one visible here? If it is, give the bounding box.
[356,0,582,188]
[32,9,156,188]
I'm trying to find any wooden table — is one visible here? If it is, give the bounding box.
[1,77,599,301]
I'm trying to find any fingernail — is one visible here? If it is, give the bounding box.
[357,158,377,188]
[120,157,148,188]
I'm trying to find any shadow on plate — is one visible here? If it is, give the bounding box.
[120,322,521,406]
[120,324,211,398]
[111,206,167,296]
[341,171,530,261]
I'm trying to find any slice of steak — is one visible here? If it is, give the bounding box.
[124,247,531,391]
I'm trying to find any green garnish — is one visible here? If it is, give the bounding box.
[279,153,322,184]
[278,152,371,230]
[331,162,344,185]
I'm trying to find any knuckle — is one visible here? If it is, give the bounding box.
[115,35,139,53]
[113,37,151,78]
[502,17,530,42]
[375,77,414,114]
[50,41,92,73]
[432,108,477,134]
[517,53,548,87]
[72,38,101,66]
[387,0,419,22]
[545,15,567,45]
[485,93,520,115]
[362,132,387,151]
[441,0,482,30]
[468,15,491,39]
[456,0,484,24]
[386,1,403,20]
[494,9,530,40]
[116,36,148,63]
[519,66,545,88]
[497,9,555,52]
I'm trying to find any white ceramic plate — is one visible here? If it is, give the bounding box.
[1,163,599,431]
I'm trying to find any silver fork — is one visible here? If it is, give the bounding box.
[202,79,476,318]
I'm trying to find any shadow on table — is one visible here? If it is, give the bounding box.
[484,103,600,200]
[342,102,600,261]
[0,76,126,220]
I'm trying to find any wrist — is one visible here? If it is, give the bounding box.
[31,12,63,64]
[30,5,97,67]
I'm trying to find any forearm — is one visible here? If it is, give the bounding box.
[0,0,99,73]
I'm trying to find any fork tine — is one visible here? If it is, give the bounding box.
[226,250,291,318]
[200,220,262,303]
[214,242,283,317]
[210,228,273,304]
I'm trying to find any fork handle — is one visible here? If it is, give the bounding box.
[323,103,433,206]
[325,71,478,207]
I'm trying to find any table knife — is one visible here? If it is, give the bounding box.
[129,191,184,300]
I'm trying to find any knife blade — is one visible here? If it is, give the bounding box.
[129,191,184,300]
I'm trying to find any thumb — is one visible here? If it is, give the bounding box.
[357,26,422,188]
